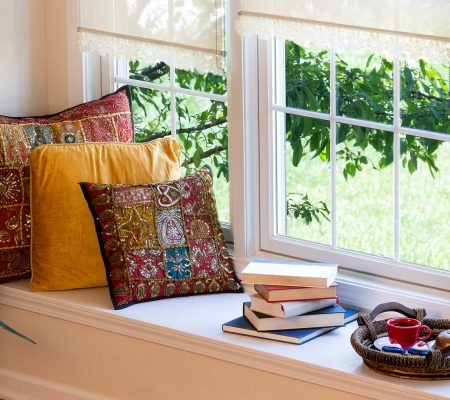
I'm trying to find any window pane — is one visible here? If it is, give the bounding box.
[284,114,331,245]
[401,59,449,134]
[285,41,330,113]
[130,86,171,142]
[337,52,393,124]
[336,124,393,258]
[176,95,229,222]
[400,137,449,271]
[128,60,170,84]
[175,68,227,95]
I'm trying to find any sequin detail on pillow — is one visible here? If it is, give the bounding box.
[81,169,241,309]
[0,86,133,283]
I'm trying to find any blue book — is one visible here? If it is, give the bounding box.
[243,302,350,331]
[222,308,359,344]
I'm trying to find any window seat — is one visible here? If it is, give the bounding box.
[0,280,448,400]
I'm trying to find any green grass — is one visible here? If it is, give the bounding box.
[212,139,449,272]
[285,140,450,272]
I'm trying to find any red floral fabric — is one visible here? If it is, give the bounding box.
[81,168,241,309]
[0,86,133,283]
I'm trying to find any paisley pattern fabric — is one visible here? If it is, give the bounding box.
[81,168,241,309]
[0,86,133,283]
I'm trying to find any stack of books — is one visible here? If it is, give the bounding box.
[222,260,359,344]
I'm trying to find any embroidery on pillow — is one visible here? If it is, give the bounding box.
[81,168,242,309]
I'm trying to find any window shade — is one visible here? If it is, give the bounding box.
[78,0,225,74]
[237,0,450,62]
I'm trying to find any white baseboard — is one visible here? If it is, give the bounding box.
[0,368,110,400]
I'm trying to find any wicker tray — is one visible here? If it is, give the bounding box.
[351,302,450,380]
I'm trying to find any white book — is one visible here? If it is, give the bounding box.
[250,293,337,319]
[244,303,346,331]
[242,260,338,287]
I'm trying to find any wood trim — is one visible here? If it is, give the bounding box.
[0,283,447,400]
[0,367,109,400]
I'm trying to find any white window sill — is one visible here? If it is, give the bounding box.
[1,280,448,400]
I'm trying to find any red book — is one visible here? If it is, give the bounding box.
[254,283,338,303]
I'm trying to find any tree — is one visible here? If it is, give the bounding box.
[129,61,229,181]
[129,43,449,225]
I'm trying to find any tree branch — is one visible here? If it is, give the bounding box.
[409,90,447,103]
[131,62,169,82]
[182,145,226,167]
[139,118,227,142]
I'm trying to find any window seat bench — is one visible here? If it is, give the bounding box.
[0,280,448,400]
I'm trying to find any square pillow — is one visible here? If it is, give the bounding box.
[30,138,181,291]
[80,168,242,309]
[0,86,133,283]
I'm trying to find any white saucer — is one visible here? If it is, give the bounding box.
[374,337,398,351]
[374,337,433,352]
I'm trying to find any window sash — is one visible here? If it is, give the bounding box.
[111,59,232,240]
[256,37,450,291]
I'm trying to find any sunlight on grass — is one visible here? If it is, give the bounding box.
[336,129,393,258]
[400,140,449,271]
[284,138,449,271]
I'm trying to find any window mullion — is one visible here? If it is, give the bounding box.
[330,50,337,248]
[274,39,287,236]
[170,65,177,138]
[393,57,401,261]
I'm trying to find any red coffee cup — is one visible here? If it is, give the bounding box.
[387,318,432,350]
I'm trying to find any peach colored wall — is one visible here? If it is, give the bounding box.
[45,0,84,113]
[0,0,49,116]
[45,0,70,114]
[0,305,371,400]
[0,0,83,117]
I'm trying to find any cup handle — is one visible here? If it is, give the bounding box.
[419,325,432,341]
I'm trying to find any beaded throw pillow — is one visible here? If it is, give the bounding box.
[80,168,242,309]
[0,85,133,283]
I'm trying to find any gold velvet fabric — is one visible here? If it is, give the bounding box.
[30,138,180,291]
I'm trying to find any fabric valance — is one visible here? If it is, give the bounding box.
[237,0,450,62]
[78,0,226,74]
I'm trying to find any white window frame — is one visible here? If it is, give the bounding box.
[85,3,449,312]
[256,37,450,292]
[117,63,233,239]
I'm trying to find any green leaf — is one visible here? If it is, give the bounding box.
[292,140,303,166]
[346,162,356,177]
[419,59,427,77]
[193,149,202,167]
[408,156,417,174]
[309,133,320,152]
[404,68,414,88]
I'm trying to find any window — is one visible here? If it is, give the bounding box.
[113,60,231,227]
[257,38,449,289]
[90,1,449,297]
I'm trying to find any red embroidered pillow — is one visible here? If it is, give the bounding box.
[0,86,133,283]
[80,168,241,309]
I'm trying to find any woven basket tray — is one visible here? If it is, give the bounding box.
[351,302,450,380]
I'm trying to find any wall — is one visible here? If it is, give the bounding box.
[0,305,371,400]
[0,0,49,116]
[45,0,84,113]
[0,0,83,117]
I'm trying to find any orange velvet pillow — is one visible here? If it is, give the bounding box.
[30,138,180,291]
